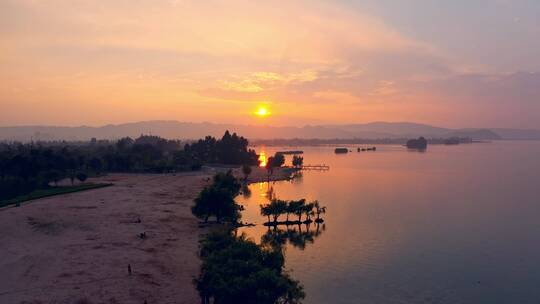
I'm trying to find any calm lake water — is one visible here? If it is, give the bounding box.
[237,141,540,304]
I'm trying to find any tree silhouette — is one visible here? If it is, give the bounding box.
[192,171,242,223]
[261,199,288,223]
[266,156,275,182]
[292,155,303,168]
[88,157,103,174]
[192,186,240,223]
[272,153,285,167]
[290,199,306,222]
[303,202,315,222]
[313,200,327,222]
[211,170,241,197]
[265,153,285,182]
[285,201,297,222]
[184,131,258,165]
[195,231,304,304]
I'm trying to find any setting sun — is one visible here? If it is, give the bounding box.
[255,106,270,118]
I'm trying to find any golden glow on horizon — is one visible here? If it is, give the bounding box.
[255,106,270,118]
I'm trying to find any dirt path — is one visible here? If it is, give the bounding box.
[0,173,210,304]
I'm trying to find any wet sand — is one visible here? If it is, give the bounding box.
[0,173,211,304]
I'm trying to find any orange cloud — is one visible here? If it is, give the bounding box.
[4,0,519,127]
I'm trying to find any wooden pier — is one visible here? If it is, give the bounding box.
[301,164,330,171]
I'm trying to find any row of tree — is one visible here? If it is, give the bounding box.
[292,155,304,168]
[260,199,326,225]
[263,153,304,182]
[184,131,259,166]
[0,145,91,200]
[270,154,303,169]
[0,131,259,201]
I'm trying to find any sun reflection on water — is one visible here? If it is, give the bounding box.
[258,150,267,167]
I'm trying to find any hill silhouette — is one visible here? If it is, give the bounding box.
[1,120,535,142]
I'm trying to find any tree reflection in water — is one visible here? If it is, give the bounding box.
[261,222,326,251]
[241,183,252,199]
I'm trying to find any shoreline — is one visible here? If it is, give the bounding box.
[0,183,113,209]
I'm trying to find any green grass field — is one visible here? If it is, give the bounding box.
[0,183,113,208]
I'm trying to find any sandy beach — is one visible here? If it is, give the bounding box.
[0,167,292,304]
[0,172,211,304]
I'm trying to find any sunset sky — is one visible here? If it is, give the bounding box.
[1,0,540,128]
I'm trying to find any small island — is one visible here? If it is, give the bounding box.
[406,137,428,150]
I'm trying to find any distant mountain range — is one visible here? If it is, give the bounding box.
[1,121,539,142]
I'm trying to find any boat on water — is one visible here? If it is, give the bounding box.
[334,147,348,154]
